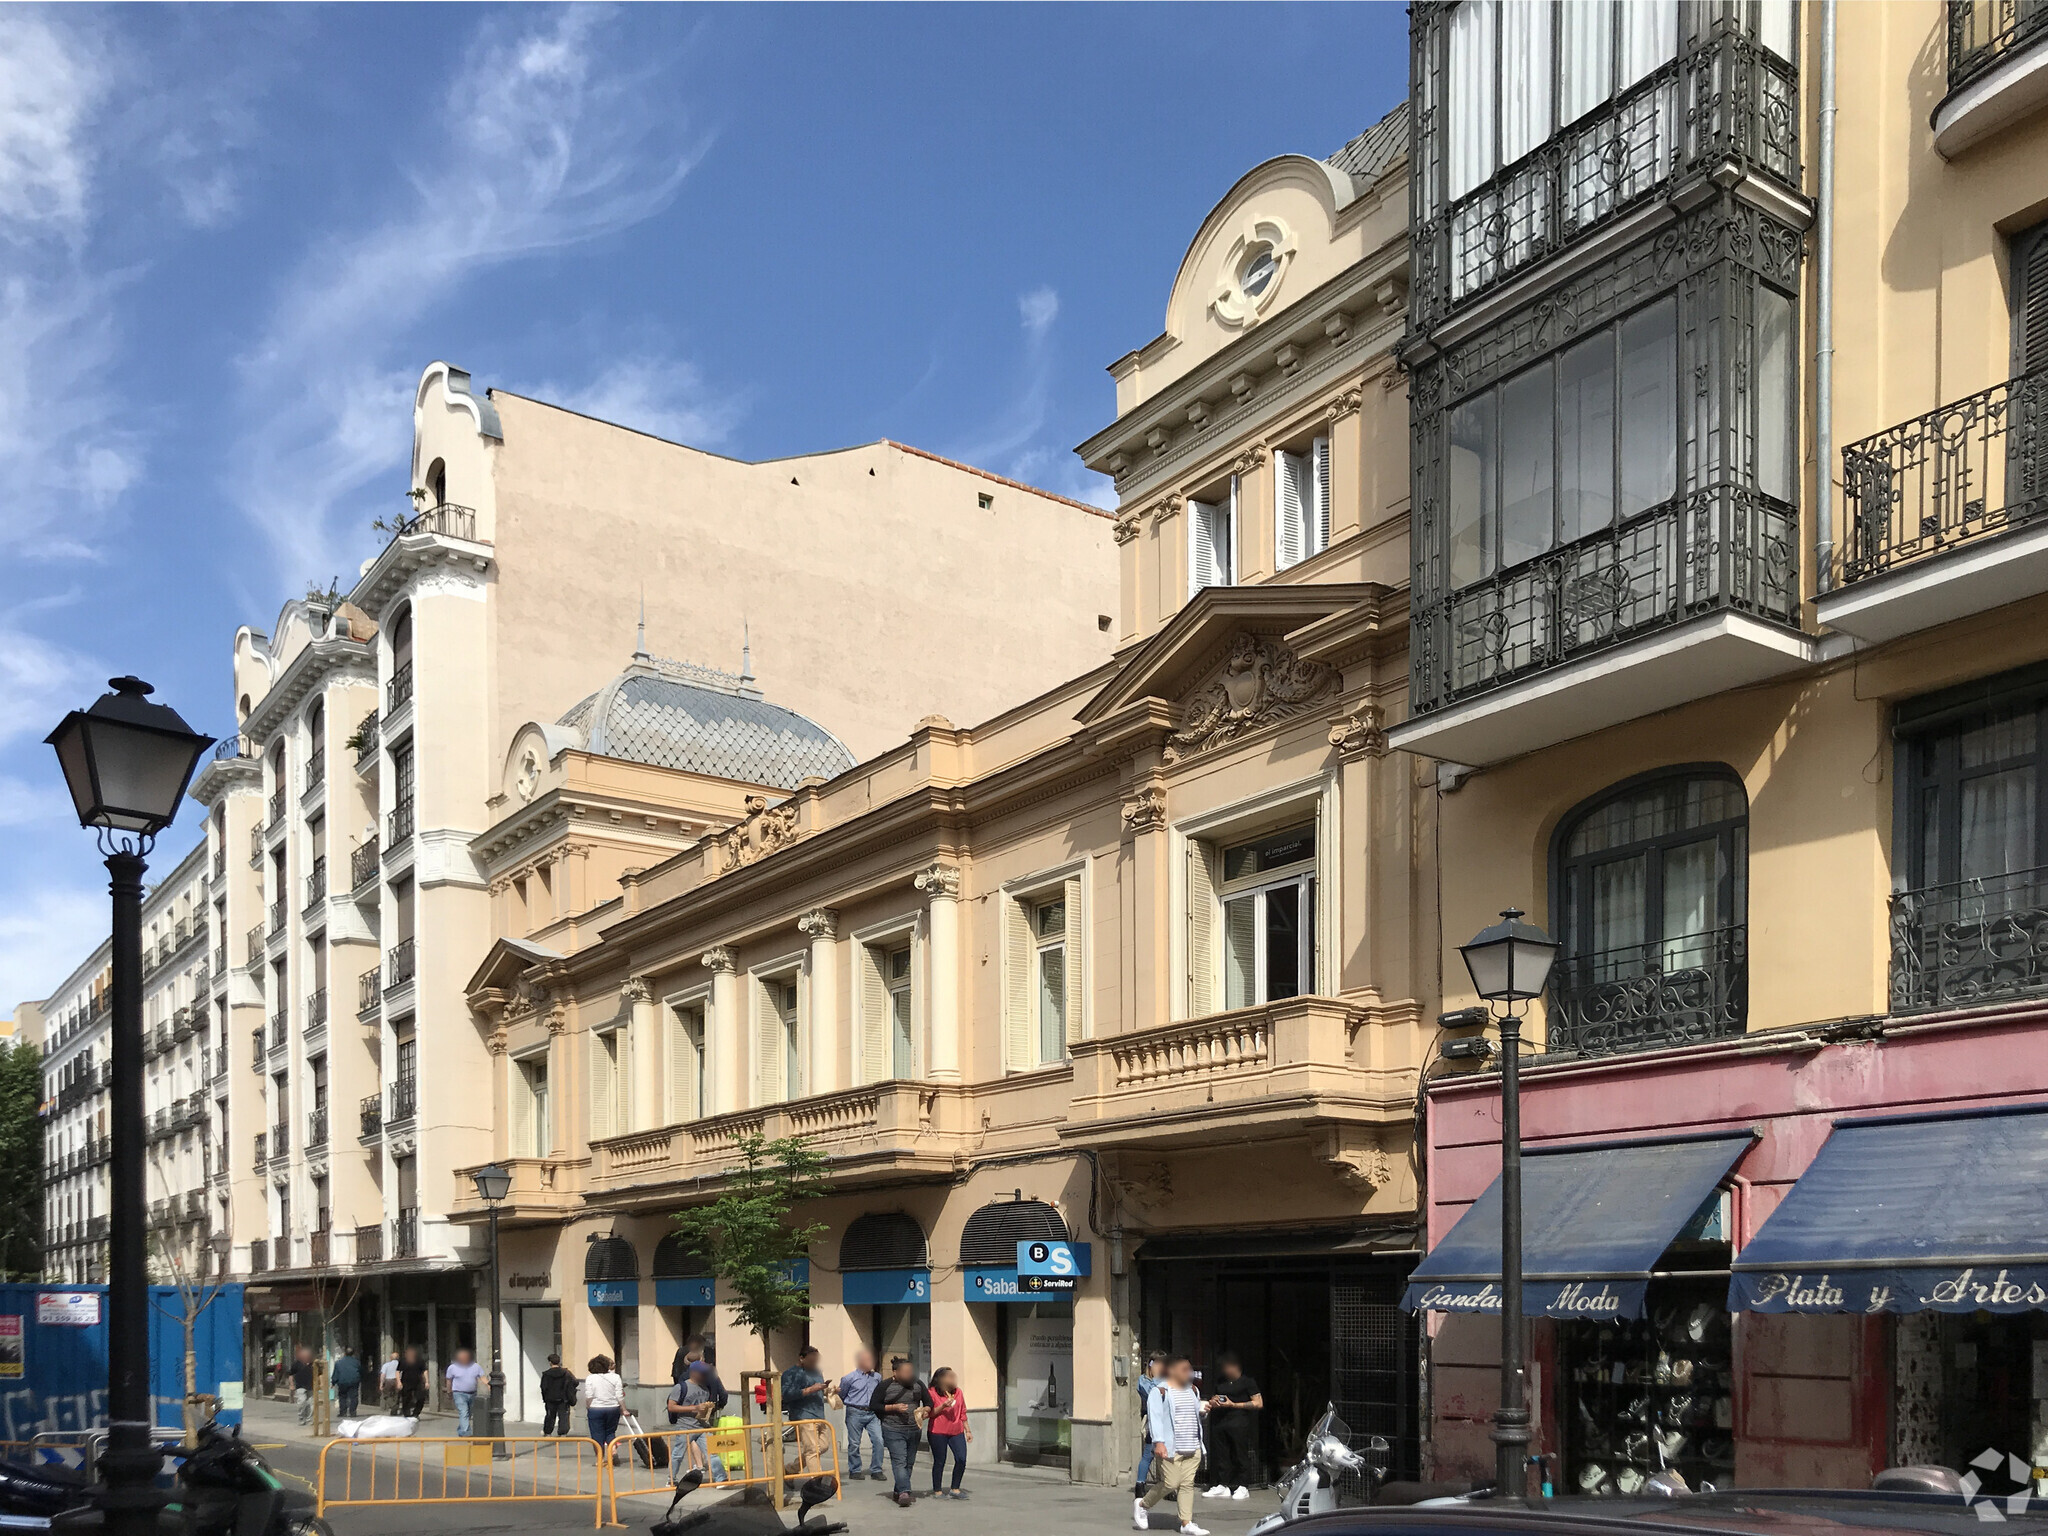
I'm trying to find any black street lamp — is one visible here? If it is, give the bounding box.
[471,1163,512,1454]
[47,677,212,1536]
[1457,907,1559,1500]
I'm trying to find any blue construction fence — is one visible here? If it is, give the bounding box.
[0,1283,245,1440]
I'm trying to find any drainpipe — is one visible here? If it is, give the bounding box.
[1814,0,1838,595]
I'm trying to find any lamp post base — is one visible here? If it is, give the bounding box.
[1490,1406,1530,1498]
[488,1373,507,1459]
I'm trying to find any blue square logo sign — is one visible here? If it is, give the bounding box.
[1017,1240,1078,1278]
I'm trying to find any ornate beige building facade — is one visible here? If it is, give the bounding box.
[450,109,1435,1486]
[185,362,1119,1393]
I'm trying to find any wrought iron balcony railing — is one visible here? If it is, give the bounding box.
[1410,18,1800,331]
[268,785,286,823]
[389,501,475,544]
[1890,864,2048,1013]
[309,1228,330,1267]
[359,1094,383,1141]
[358,967,382,1019]
[306,988,328,1031]
[387,662,414,715]
[1840,369,2047,588]
[307,1107,328,1149]
[268,1013,288,1055]
[306,749,325,790]
[245,926,264,967]
[249,1238,267,1274]
[355,1222,383,1262]
[1546,926,1747,1058]
[1411,491,1801,717]
[387,798,415,847]
[393,1206,420,1259]
[351,838,379,890]
[269,898,287,935]
[270,1121,289,1159]
[1948,0,2048,93]
[305,858,326,910]
[352,710,380,769]
[387,936,416,990]
[389,1075,418,1124]
[252,1132,266,1165]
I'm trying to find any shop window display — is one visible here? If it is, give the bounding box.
[1557,1278,1733,1495]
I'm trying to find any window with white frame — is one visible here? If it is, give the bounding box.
[859,938,916,1083]
[1187,821,1318,1015]
[669,1000,707,1123]
[513,1052,549,1157]
[1003,875,1084,1069]
[1276,436,1331,570]
[755,973,802,1104]
[1188,477,1238,595]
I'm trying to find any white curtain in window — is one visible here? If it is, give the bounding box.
[1590,855,1647,962]
[1660,838,1719,972]
[1961,769,2036,886]
[1756,0,1795,62]
[1756,287,1796,503]
[1448,0,1499,200]
[1500,0,1553,164]
[1558,0,1613,127]
[1618,0,1678,91]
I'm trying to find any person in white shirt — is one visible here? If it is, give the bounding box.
[580,1354,626,1448]
[1134,1356,1208,1536]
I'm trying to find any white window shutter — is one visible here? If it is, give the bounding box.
[1188,500,1217,596]
[1003,897,1032,1071]
[755,980,782,1105]
[668,1008,693,1122]
[1187,840,1217,1018]
[1063,874,1086,1046]
[510,1061,533,1153]
[590,1032,614,1142]
[1276,450,1304,571]
[1312,435,1331,555]
[860,945,887,1085]
[1225,476,1239,583]
[614,1024,633,1131]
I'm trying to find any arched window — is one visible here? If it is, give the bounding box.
[585,1234,639,1283]
[424,459,447,509]
[958,1199,1068,1267]
[651,1231,711,1279]
[1549,768,1747,1057]
[839,1213,928,1272]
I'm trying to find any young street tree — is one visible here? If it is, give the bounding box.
[0,1040,43,1281]
[669,1134,829,1500]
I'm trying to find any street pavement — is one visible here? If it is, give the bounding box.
[234,1397,1288,1536]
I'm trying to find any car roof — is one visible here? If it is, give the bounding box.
[1287,1490,2048,1536]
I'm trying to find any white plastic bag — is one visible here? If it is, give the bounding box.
[334,1415,419,1440]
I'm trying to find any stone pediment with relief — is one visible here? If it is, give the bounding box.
[1163,631,1338,763]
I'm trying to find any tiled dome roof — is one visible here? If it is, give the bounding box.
[558,652,854,791]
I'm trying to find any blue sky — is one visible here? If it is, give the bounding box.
[0,2,1408,1012]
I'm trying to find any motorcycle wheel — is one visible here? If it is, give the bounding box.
[281,1517,337,1536]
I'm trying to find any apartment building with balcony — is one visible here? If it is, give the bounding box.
[1396,0,2048,1496]
[37,838,213,1284]
[187,359,1119,1390]
[447,111,1423,1484]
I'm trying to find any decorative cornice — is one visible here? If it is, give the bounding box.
[701,946,737,975]
[620,976,652,1006]
[1113,511,1143,546]
[1316,1127,1391,1191]
[706,795,804,879]
[914,863,962,901]
[1232,444,1268,477]
[1120,786,1168,836]
[1163,632,1341,765]
[241,635,377,746]
[1325,386,1365,421]
[796,907,840,941]
[1328,703,1390,761]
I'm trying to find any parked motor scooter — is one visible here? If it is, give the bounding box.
[1247,1406,1387,1536]
[651,1468,848,1536]
[0,1420,331,1536]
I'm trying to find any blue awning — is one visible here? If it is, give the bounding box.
[1403,1131,1753,1319]
[1730,1103,2048,1315]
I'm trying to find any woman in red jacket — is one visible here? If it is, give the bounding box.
[925,1367,972,1497]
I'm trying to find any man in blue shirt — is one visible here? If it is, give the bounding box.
[1136,1356,1207,1536]
[837,1349,885,1479]
[445,1349,487,1438]
[780,1346,830,1477]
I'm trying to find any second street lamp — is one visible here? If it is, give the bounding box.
[471,1163,513,1455]
[1457,907,1558,1500]
[47,677,212,1536]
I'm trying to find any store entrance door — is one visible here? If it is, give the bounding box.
[518,1305,562,1426]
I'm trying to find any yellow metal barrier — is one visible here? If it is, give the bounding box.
[315,1435,610,1527]
[606,1422,843,1524]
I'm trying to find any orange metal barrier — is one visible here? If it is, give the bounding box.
[606,1422,842,1523]
[315,1435,609,1527]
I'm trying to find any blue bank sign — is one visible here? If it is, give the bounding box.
[965,1243,1091,1302]
[842,1269,930,1306]
[586,1281,639,1308]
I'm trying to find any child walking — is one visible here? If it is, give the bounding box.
[926,1367,972,1497]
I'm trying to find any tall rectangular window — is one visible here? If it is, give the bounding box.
[1755,286,1796,503]
[515,1054,550,1156]
[1033,897,1067,1064]
[1619,298,1679,517]
[1276,437,1331,570]
[1498,362,1555,568]
[669,1003,706,1123]
[1188,480,1237,595]
[1207,823,1318,1011]
[756,976,801,1104]
[1559,331,1617,544]
[860,938,917,1084]
[1448,395,1496,585]
[887,948,913,1079]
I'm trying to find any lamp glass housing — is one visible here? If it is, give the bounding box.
[47,678,212,835]
[1459,908,1560,1002]
[473,1164,513,1204]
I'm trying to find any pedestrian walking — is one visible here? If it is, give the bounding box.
[331,1348,362,1420]
[837,1350,885,1480]
[582,1354,626,1449]
[875,1356,929,1507]
[396,1347,429,1420]
[1133,1353,1166,1497]
[679,1335,729,1417]
[1202,1354,1262,1501]
[541,1354,579,1437]
[289,1347,315,1427]
[667,1361,715,1473]
[446,1348,486,1437]
[780,1345,831,1475]
[1134,1355,1208,1536]
[379,1351,400,1408]
[925,1367,971,1498]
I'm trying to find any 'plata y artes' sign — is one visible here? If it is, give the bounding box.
[1017,1240,1079,1293]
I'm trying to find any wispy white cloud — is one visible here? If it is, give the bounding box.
[1018,285,1058,341]
[232,8,707,585]
[0,14,104,238]
[0,882,104,1013]
[538,355,742,448]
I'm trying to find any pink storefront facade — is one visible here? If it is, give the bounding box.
[1419,1004,2048,1492]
